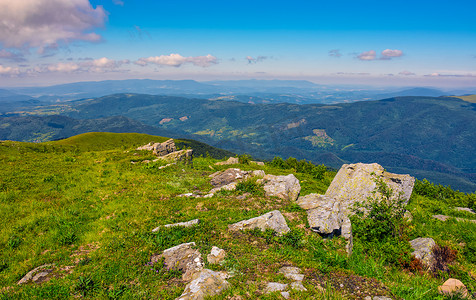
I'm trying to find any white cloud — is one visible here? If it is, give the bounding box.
[0,64,20,75]
[135,54,218,67]
[112,0,124,6]
[0,0,107,49]
[399,70,415,76]
[47,62,80,72]
[381,49,403,60]
[357,50,376,61]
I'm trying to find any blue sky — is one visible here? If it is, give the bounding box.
[0,0,475,87]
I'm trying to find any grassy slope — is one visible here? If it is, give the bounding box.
[453,95,476,103]
[0,133,475,299]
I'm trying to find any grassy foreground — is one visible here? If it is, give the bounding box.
[0,133,475,299]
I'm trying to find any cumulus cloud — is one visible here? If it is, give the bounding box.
[47,62,80,72]
[0,0,107,49]
[329,49,342,57]
[399,70,415,76]
[356,49,404,61]
[135,54,218,67]
[357,50,376,61]
[336,72,370,76]
[381,49,403,60]
[246,56,267,64]
[0,49,26,62]
[0,64,20,75]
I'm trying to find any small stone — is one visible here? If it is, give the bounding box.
[410,237,436,268]
[290,281,307,291]
[433,214,451,221]
[281,291,290,299]
[264,282,288,293]
[438,278,468,298]
[455,207,476,214]
[215,157,239,165]
[17,264,55,285]
[279,266,305,281]
[207,246,226,265]
[177,269,230,300]
[152,219,200,232]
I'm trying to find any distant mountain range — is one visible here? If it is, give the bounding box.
[1,92,475,192]
[2,79,475,105]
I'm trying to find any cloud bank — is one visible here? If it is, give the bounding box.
[0,0,107,50]
[135,54,218,67]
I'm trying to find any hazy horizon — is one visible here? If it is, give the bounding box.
[0,0,475,88]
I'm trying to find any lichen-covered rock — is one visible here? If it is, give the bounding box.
[279,266,305,281]
[262,174,301,201]
[207,246,226,265]
[324,163,414,214]
[228,210,290,236]
[152,219,200,232]
[264,282,288,293]
[17,264,55,285]
[410,237,436,268]
[298,163,415,255]
[215,157,239,165]
[177,269,230,300]
[210,168,250,188]
[150,242,203,281]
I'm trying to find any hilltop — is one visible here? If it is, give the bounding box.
[0,133,475,299]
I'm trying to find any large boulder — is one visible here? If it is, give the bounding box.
[177,269,230,300]
[297,163,415,255]
[228,210,290,236]
[261,174,301,201]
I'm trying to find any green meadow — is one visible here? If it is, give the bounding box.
[0,133,474,299]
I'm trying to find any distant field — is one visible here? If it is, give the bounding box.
[453,95,476,103]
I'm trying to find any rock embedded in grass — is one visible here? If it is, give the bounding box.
[228,210,290,236]
[177,269,230,300]
[410,237,436,268]
[260,174,301,201]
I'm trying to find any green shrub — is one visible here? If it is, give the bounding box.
[350,177,412,267]
[75,276,97,297]
[268,156,327,180]
[235,178,265,196]
[238,154,252,164]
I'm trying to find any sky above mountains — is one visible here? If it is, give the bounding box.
[0,0,475,88]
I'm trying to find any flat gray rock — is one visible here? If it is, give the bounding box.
[228,210,290,236]
[152,219,200,232]
[177,269,230,300]
[17,264,55,285]
[150,242,203,281]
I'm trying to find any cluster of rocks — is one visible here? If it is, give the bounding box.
[135,139,193,165]
[296,163,415,254]
[178,167,301,201]
[150,242,230,300]
[432,207,476,224]
[263,266,307,299]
